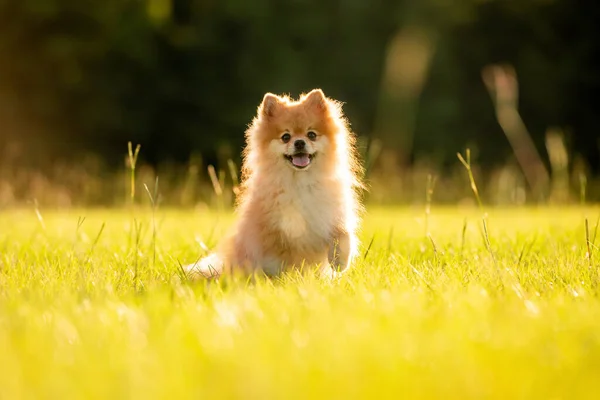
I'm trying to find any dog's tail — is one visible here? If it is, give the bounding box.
[184,253,224,280]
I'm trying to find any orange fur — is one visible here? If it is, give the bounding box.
[186,89,364,279]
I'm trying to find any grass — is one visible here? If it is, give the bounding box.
[1,205,600,399]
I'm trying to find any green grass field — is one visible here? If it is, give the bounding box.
[1,206,599,399]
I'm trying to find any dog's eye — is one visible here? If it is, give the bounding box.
[307,131,317,141]
[281,133,291,143]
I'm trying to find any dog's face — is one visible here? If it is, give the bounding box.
[252,89,338,173]
[273,126,325,171]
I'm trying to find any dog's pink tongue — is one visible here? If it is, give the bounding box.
[292,154,310,167]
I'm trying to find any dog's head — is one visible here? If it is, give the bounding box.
[248,89,344,173]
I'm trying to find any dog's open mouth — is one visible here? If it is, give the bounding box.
[284,153,315,169]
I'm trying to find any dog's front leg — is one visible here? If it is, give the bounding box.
[328,230,352,273]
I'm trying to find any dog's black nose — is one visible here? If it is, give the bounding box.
[294,140,306,150]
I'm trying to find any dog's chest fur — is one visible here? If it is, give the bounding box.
[271,176,340,247]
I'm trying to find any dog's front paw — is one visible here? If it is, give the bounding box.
[184,253,223,281]
[319,264,343,281]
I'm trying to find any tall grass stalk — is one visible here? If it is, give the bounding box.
[458,149,501,285]
[127,142,142,206]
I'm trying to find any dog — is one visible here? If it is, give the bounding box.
[186,89,363,280]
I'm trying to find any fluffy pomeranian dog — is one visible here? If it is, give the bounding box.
[186,89,363,279]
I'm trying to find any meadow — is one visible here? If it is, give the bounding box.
[1,203,599,399]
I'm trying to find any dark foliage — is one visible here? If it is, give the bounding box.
[0,0,598,172]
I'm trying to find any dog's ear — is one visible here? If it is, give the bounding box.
[303,89,327,112]
[260,93,283,118]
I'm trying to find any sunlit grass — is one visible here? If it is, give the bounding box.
[1,206,599,399]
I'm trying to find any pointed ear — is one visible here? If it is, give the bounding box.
[260,93,283,118]
[303,89,327,112]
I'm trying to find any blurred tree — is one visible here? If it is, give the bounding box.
[0,0,597,173]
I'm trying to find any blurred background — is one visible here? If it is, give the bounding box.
[0,0,599,207]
